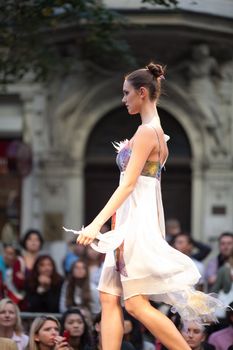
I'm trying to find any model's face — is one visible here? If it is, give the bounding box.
[219,236,233,257]
[0,303,17,328]
[35,320,59,346]
[25,233,41,253]
[73,261,87,279]
[64,314,85,337]
[38,258,53,276]
[181,322,205,349]
[122,80,141,115]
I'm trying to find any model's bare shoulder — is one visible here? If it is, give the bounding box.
[135,124,157,138]
[133,124,157,148]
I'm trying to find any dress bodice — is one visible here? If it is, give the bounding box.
[116,147,162,180]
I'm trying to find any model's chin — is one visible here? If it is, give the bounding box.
[127,109,138,115]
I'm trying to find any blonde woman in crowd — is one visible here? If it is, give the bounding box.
[28,316,69,350]
[0,298,28,350]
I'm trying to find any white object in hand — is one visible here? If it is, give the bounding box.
[63,226,125,253]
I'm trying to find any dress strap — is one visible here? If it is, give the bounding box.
[146,124,162,164]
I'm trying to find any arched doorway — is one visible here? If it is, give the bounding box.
[85,107,192,231]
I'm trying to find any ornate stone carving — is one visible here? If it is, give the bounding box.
[171,44,233,160]
[187,44,228,156]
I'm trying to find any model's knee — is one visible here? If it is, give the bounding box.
[100,292,120,309]
[124,299,138,317]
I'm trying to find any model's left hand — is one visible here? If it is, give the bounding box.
[76,222,101,246]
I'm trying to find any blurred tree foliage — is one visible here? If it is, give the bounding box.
[0,0,177,83]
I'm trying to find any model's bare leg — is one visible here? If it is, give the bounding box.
[125,295,191,350]
[100,291,124,350]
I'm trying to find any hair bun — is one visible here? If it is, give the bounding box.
[146,62,165,79]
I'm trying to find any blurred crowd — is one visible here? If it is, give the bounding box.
[0,220,232,350]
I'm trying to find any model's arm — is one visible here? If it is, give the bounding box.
[77,125,157,245]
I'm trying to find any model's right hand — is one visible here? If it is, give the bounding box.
[76,221,101,246]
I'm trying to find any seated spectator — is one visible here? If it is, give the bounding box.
[27,255,63,313]
[60,308,93,350]
[207,302,233,350]
[28,315,69,350]
[165,220,211,261]
[59,259,100,315]
[0,338,17,350]
[0,298,28,350]
[211,247,233,319]
[172,233,205,289]
[181,321,215,350]
[63,240,86,275]
[205,232,233,291]
[93,312,135,350]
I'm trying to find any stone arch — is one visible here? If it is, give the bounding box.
[84,105,194,231]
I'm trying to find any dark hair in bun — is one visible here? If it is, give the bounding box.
[125,62,165,101]
[146,62,165,79]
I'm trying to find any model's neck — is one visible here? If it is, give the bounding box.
[140,104,160,125]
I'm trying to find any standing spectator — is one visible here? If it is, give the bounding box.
[18,229,43,278]
[28,315,69,350]
[211,247,233,319]
[0,244,18,283]
[205,232,233,290]
[0,298,28,350]
[59,259,100,315]
[165,218,182,244]
[172,233,205,289]
[27,255,63,313]
[207,302,233,350]
[1,245,26,309]
[60,308,93,350]
[181,321,215,350]
[10,230,44,310]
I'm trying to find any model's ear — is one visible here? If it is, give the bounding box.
[139,86,148,99]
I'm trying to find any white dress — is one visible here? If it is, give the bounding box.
[97,129,223,324]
